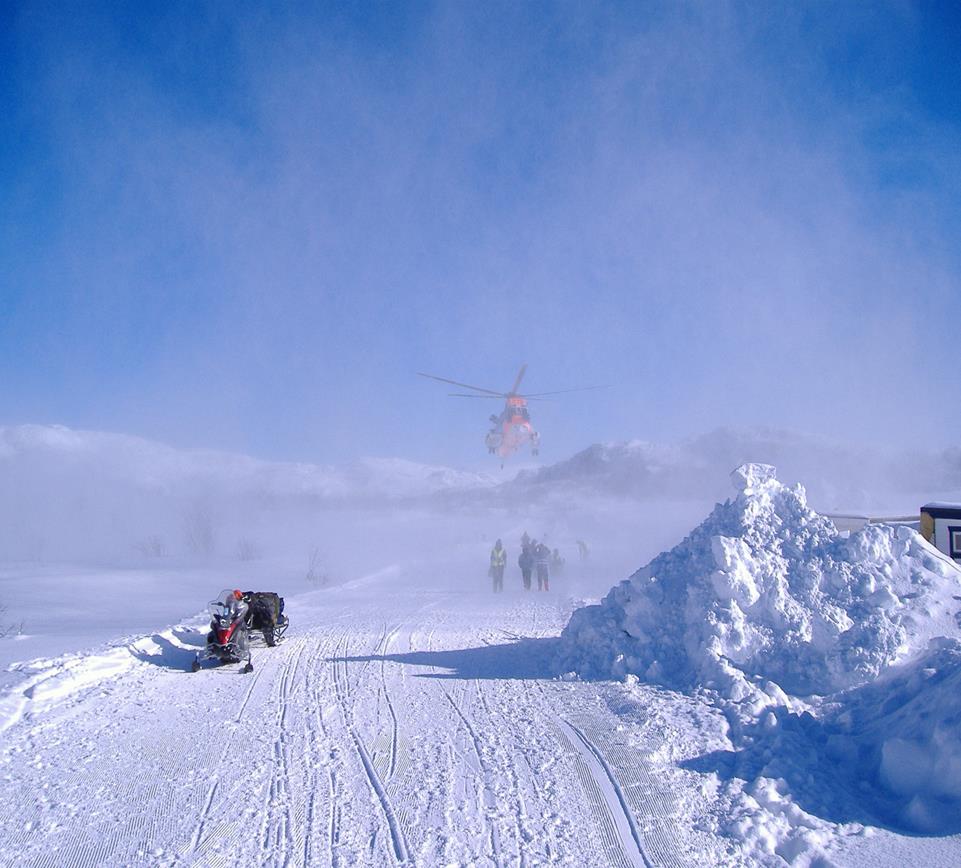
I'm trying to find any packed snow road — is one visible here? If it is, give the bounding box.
[0,576,721,867]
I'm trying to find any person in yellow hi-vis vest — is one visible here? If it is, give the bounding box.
[489,539,507,593]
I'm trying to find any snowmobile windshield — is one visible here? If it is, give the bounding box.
[209,591,248,622]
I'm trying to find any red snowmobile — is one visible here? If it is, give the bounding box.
[193,589,254,673]
[191,589,289,673]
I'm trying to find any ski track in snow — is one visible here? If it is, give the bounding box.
[557,718,650,868]
[0,584,727,867]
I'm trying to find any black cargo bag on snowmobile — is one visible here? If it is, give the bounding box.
[243,591,288,646]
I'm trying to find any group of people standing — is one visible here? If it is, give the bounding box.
[488,532,565,593]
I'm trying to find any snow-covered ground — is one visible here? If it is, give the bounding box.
[5,551,961,866]
[0,571,728,867]
[4,429,961,865]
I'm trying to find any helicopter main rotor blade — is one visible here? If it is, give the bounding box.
[519,385,611,397]
[448,393,504,399]
[417,372,505,397]
[509,363,528,395]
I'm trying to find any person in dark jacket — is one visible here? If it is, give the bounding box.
[518,544,534,591]
[489,539,507,592]
[534,542,551,591]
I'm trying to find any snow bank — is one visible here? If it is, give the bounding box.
[562,463,961,709]
[0,623,204,734]
[816,638,961,832]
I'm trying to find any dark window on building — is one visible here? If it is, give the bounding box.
[950,526,961,561]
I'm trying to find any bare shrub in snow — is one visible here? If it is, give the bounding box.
[183,503,216,556]
[306,547,329,586]
[236,538,261,561]
[0,603,24,639]
[134,535,167,558]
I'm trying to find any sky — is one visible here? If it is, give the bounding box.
[1,1,960,467]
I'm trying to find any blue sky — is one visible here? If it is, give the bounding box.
[1,1,959,466]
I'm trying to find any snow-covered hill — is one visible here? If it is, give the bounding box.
[0,424,495,501]
[5,423,952,511]
[2,423,956,565]
[509,428,959,512]
[0,425,499,562]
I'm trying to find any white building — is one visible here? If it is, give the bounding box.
[920,503,961,562]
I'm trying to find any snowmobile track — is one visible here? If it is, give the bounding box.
[259,637,310,866]
[444,687,503,863]
[302,629,338,867]
[558,717,652,868]
[380,625,403,780]
[330,621,411,864]
[0,590,709,868]
[354,730,410,863]
[477,679,530,867]
[187,778,221,857]
[235,664,265,722]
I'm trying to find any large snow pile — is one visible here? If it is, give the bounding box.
[562,463,961,709]
[563,463,961,842]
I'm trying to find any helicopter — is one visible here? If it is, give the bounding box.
[417,364,604,462]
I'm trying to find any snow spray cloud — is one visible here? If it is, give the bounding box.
[1,2,959,467]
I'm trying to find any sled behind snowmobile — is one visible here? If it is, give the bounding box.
[243,591,289,647]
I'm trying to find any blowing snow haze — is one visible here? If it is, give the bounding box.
[4,6,961,866]
[1,2,960,464]
[3,422,959,565]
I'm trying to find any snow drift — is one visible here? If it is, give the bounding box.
[562,463,961,707]
[820,637,961,832]
[0,622,205,734]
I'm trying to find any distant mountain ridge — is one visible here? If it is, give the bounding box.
[0,424,505,561]
[3,424,956,512]
[507,428,960,512]
[1,424,956,564]
[0,424,496,501]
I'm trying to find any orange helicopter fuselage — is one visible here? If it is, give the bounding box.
[496,396,536,458]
